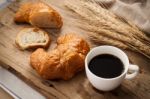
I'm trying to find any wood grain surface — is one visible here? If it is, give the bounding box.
[0,87,13,99]
[0,0,150,99]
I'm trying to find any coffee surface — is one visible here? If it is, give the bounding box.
[89,54,124,78]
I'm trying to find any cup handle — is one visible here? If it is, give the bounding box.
[125,64,139,80]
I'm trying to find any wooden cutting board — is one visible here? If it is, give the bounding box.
[0,0,150,98]
[0,87,13,99]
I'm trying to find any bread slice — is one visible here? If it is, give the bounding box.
[15,27,50,50]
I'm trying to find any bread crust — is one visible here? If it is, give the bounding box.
[15,27,51,50]
[14,2,63,28]
[30,33,90,80]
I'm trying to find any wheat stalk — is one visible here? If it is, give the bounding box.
[65,0,150,44]
[65,0,150,59]
[85,0,150,42]
[80,24,150,54]
[87,32,128,49]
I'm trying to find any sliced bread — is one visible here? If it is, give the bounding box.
[15,27,50,50]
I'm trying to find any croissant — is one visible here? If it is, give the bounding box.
[30,33,90,80]
[14,2,63,28]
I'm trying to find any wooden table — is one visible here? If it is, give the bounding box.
[0,0,150,98]
[0,87,13,99]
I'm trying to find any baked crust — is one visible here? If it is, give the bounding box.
[14,2,63,28]
[30,33,90,80]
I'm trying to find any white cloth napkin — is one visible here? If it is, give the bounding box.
[96,0,150,34]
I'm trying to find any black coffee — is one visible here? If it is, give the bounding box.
[88,54,124,78]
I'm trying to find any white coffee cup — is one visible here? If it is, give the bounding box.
[85,45,139,91]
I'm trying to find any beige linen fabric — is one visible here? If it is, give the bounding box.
[96,0,150,34]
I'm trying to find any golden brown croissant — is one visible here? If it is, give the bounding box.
[14,2,63,28]
[30,33,90,80]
